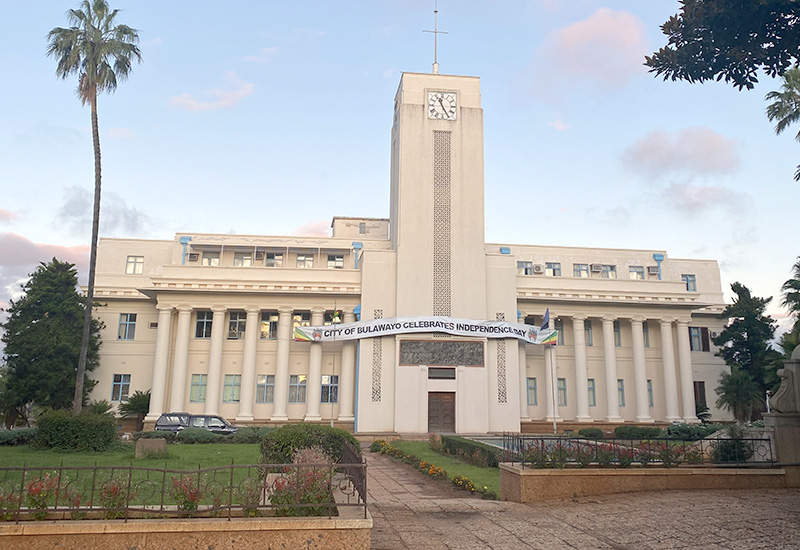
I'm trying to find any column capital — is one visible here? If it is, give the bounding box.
[571,314,587,322]
[601,315,616,324]
[630,316,646,324]
[176,304,193,313]
[659,317,676,325]
[156,304,174,312]
[675,318,692,326]
[211,305,227,314]
[245,306,261,314]
[310,306,327,315]
[278,306,294,315]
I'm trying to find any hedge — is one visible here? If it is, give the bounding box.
[440,436,502,468]
[260,424,360,464]
[37,410,116,451]
[0,428,37,446]
[613,425,663,439]
[577,428,604,439]
[666,423,724,441]
[175,428,221,444]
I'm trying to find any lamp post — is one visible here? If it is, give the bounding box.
[331,309,341,428]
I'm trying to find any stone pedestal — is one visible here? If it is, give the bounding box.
[763,413,800,464]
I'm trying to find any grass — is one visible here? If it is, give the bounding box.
[387,440,500,495]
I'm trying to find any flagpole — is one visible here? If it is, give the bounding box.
[550,345,558,435]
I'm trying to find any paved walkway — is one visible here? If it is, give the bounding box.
[366,451,800,549]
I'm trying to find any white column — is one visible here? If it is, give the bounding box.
[338,311,357,422]
[660,319,681,421]
[304,308,325,422]
[630,317,653,423]
[518,341,530,421]
[676,318,699,423]
[544,345,560,421]
[271,307,293,422]
[571,315,592,422]
[145,305,174,421]
[168,306,192,412]
[236,306,260,421]
[204,307,226,415]
[602,316,623,422]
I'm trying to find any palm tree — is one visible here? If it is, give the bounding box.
[715,367,763,423]
[766,67,800,181]
[47,1,141,415]
[117,390,150,431]
[781,257,800,321]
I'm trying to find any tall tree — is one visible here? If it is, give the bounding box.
[646,0,800,91]
[766,70,800,181]
[781,256,800,320]
[715,367,764,424]
[47,0,141,414]
[0,259,102,411]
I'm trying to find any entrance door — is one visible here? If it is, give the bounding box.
[428,392,455,433]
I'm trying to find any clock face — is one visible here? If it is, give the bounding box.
[427,91,457,120]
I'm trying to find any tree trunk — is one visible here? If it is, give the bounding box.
[73,89,102,416]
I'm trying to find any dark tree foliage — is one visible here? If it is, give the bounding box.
[0,259,101,410]
[646,0,800,90]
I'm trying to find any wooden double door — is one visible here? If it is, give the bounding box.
[427,392,455,433]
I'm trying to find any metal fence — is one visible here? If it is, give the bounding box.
[0,449,367,522]
[502,433,774,469]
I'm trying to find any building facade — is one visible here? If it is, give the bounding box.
[91,71,732,433]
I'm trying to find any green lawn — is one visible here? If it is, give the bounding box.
[387,440,500,495]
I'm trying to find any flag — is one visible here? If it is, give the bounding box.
[541,308,550,331]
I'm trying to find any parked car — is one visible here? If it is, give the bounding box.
[154,412,239,435]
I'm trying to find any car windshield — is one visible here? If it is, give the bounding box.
[157,415,186,425]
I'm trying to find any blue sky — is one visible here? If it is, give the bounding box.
[0,0,796,335]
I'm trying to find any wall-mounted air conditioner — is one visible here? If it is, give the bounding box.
[590,264,603,273]
[533,264,545,274]
[647,266,659,275]
[254,251,265,261]
[188,253,199,262]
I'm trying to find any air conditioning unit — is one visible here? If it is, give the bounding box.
[188,253,199,262]
[647,266,659,275]
[590,264,603,273]
[532,264,545,274]
[148,322,158,329]
[710,331,718,339]
[254,251,265,261]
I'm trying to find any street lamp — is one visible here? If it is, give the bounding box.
[330,309,341,428]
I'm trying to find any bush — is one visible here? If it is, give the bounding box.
[577,428,604,439]
[133,430,176,443]
[440,436,502,468]
[260,424,360,464]
[614,426,662,439]
[176,428,221,444]
[37,410,116,451]
[269,447,335,517]
[370,439,388,453]
[711,426,754,463]
[228,426,273,444]
[0,428,37,446]
[666,423,724,441]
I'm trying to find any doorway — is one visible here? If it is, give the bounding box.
[427,392,455,432]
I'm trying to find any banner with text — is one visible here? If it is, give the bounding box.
[293,316,558,345]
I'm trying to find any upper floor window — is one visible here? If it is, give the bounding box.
[545,262,561,277]
[265,253,283,267]
[517,261,534,275]
[293,311,311,328]
[233,252,252,267]
[202,251,220,266]
[296,254,314,268]
[327,255,344,269]
[601,265,617,279]
[629,266,645,280]
[359,222,366,234]
[584,319,593,346]
[195,311,213,338]
[111,374,130,401]
[682,274,697,291]
[573,263,589,278]
[261,311,278,339]
[689,327,711,352]
[642,321,650,348]
[125,255,144,275]
[228,311,246,339]
[256,374,275,403]
[613,320,622,347]
[118,313,136,340]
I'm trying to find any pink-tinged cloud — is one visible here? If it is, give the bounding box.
[291,220,331,237]
[547,117,569,131]
[661,183,749,214]
[169,71,255,112]
[0,209,17,223]
[242,46,280,63]
[621,127,741,180]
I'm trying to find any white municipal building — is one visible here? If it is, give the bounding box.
[92,69,733,433]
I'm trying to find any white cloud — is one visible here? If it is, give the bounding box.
[242,46,280,64]
[107,127,134,139]
[547,117,569,131]
[291,220,330,237]
[54,186,152,238]
[0,209,17,223]
[169,71,255,112]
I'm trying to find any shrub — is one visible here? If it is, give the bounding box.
[37,410,116,452]
[0,428,37,446]
[98,477,128,519]
[428,433,443,453]
[452,475,476,493]
[575,446,594,467]
[596,445,614,467]
[25,472,60,520]
[176,428,220,444]
[440,436,502,468]
[654,443,683,467]
[711,425,754,463]
[578,428,604,439]
[133,430,176,443]
[521,445,548,469]
[614,425,662,439]
[260,424,360,464]
[270,447,335,517]
[666,423,723,441]
[636,443,654,466]
[616,447,634,468]
[370,440,388,453]
[548,443,572,469]
[171,474,204,512]
[228,426,273,444]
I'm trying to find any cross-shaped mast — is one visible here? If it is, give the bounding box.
[423,1,448,74]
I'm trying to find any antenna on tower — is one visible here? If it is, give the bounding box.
[423,1,448,74]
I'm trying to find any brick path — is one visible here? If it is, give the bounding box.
[366,451,800,549]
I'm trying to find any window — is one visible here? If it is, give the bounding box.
[642,321,650,348]
[228,311,246,339]
[601,265,617,279]
[584,319,593,346]
[557,378,567,407]
[647,379,654,408]
[321,375,339,403]
[629,266,645,280]
[125,255,144,275]
[260,311,279,339]
[293,311,311,328]
[111,374,130,401]
[324,310,342,325]
[545,262,561,277]
[223,374,241,403]
[526,377,537,406]
[289,374,307,403]
[195,311,213,338]
[694,381,707,409]
[190,374,207,402]
[233,252,252,267]
[618,379,626,407]
[573,263,589,278]
[554,319,564,345]
[265,252,283,267]
[202,251,220,266]
[689,327,711,352]
[327,254,344,269]
[587,378,596,407]
[429,368,456,379]
[517,261,534,275]
[256,374,275,403]
[296,254,314,268]
[359,222,366,234]
[613,320,621,347]
[118,313,136,340]
[682,274,697,291]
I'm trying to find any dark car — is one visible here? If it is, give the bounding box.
[154,412,239,435]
